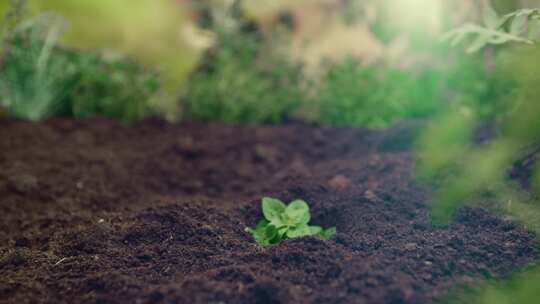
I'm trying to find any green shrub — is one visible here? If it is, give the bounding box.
[317,53,488,128]
[0,13,160,122]
[181,28,304,124]
[317,57,453,129]
[180,0,305,124]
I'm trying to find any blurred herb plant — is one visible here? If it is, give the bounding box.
[181,0,304,124]
[316,53,489,129]
[0,2,160,122]
[245,197,336,246]
[318,58,443,129]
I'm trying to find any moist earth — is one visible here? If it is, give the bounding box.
[0,117,536,304]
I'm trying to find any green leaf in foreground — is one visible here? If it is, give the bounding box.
[246,197,336,246]
[320,227,337,239]
[284,199,310,226]
[262,197,286,224]
[245,219,282,246]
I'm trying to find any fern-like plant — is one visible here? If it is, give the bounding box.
[442,5,540,53]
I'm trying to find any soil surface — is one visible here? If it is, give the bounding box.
[0,118,537,304]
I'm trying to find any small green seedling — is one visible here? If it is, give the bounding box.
[245,197,336,246]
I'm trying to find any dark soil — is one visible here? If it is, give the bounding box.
[0,118,536,304]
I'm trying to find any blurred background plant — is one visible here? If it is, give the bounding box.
[180,0,305,123]
[414,2,540,303]
[0,1,160,121]
[413,0,540,228]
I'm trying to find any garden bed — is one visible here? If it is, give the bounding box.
[0,118,536,303]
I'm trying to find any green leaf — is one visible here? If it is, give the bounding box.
[277,226,288,237]
[483,4,501,29]
[450,31,468,47]
[245,219,270,245]
[264,224,279,244]
[244,219,268,235]
[309,226,323,235]
[262,197,286,222]
[320,227,337,239]
[248,219,269,235]
[246,220,283,246]
[466,35,491,53]
[510,14,527,36]
[489,35,510,45]
[286,224,312,238]
[441,28,468,46]
[528,19,540,40]
[285,199,310,225]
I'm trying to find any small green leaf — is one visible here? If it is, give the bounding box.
[244,219,269,235]
[528,20,540,40]
[320,227,337,239]
[250,223,282,246]
[256,219,270,229]
[466,35,491,53]
[510,14,527,36]
[270,216,286,229]
[246,219,271,245]
[450,32,468,47]
[286,224,312,238]
[262,197,286,222]
[264,224,278,242]
[285,199,310,225]
[309,226,323,235]
[277,226,288,237]
[483,4,501,29]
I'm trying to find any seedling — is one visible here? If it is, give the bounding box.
[245,197,336,246]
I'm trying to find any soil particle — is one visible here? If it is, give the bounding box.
[328,175,351,190]
[0,117,537,304]
[6,174,38,194]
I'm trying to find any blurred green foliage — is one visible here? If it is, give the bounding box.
[25,0,197,90]
[317,58,440,128]
[417,15,540,301]
[419,44,540,226]
[181,32,304,123]
[316,47,496,129]
[0,13,160,121]
[448,265,540,304]
[181,3,304,124]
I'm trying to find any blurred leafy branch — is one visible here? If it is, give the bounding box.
[442,5,540,53]
[413,4,540,302]
[420,2,540,228]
